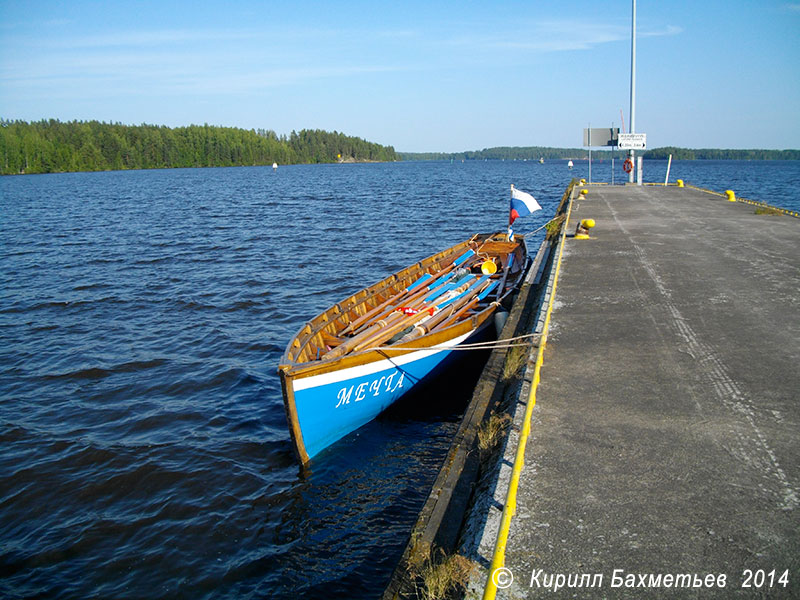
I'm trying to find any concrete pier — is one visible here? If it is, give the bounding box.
[463,184,800,598]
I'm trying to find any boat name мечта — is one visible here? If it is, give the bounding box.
[335,372,407,408]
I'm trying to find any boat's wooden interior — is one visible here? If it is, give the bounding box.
[279,233,525,373]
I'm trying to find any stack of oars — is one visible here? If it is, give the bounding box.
[322,264,467,360]
[322,249,479,359]
[338,262,458,339]
[322,261,496,359]
[349,275,494,353]
[395,286,486,344]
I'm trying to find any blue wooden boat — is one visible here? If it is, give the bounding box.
[278,233,528,463]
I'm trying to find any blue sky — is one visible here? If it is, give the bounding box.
[1,1,798,152]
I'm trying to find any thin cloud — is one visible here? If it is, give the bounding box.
[445,20,681,53]
[43,29,257,49]
[375,29,419,39]
[641,25,683,38]
[1,17,683,104]
[0,44,404,98]
[43,19,75,27]
[1,22,416,98]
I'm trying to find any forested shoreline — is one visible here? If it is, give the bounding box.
[0,119,398,175]
[2,119,796,176]
[400,146,799,162]
[641,147,799,160]
[399,146,587,161]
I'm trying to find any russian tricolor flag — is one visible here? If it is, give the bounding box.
[509,185,542,225]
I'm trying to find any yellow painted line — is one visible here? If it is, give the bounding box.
[731,197,800,218]
[686,183,726,197]
[482,188,574,600]
[687,183,800,218]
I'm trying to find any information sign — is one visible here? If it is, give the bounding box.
[617,133,647,150]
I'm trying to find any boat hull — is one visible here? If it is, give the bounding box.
[279,232,528,464]
[282,328,480,461]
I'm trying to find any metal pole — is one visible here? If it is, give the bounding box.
[665,154,672,185]
[637,155,643,186]
[588,124,592,184]
[611,122,615,185]
[629,0,636,183]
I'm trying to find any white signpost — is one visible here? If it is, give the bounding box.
[617,133,647,150]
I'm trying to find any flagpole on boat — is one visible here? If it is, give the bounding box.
[508,185,514,242]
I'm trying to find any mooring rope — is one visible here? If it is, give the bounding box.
[521,214,564,238]
[372,332,540,353]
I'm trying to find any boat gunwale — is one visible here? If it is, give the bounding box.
[280,304,490,379]
[279,244,529,380]
[278,234,490,367]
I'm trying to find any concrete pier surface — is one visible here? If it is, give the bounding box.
[465,185,799,598]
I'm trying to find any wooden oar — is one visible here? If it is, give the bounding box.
[343,264,475,345]
[339,280,420,337]
[347,278,479,354]
[339,247,477,338]
[396,278,496,343]
[351,275,493,353]
[322,250,484,361]
[420,277,494,331]
[322,276,451,361]
[398,298,473,344]
[339,270,462,345]
[341,259,461,337]
[493,252,515,300]
[432,295,483,332]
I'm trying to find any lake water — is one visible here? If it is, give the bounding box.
[1,160,798,599]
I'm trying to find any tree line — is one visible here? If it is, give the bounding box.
[400,146,799,162]
[0,119,399,175]
[399,146,590,161]
[641,146,800,160]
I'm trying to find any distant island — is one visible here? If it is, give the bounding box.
[641,147,799,160]
[0,119,399,175]
[399,146,800,162]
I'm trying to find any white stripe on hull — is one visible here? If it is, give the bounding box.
[292,330,474,391]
